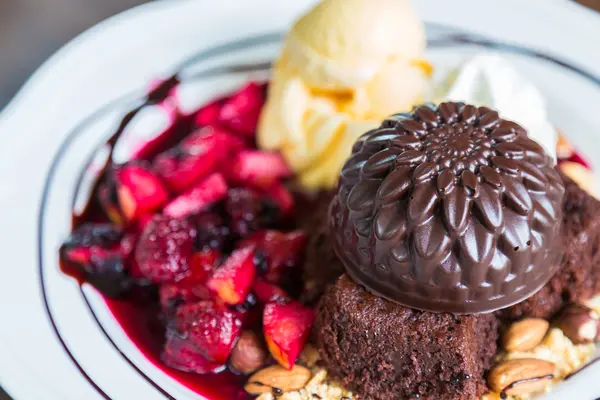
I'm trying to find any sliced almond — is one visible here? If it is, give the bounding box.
[556,131,574,159]
[559,162,596,197]
[488,358,555,396]
[553,304,600,344]
[245,364,311,395]
[501,318,549,352]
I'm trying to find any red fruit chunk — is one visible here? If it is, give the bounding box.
[159,247,222,312]
[264,182,295,216]
[134,215,196,283]
[253,280,288,303]
[163,173,228,219]
[162,324,225,374]
[174,301,243,364]
[159,281,210,314]
[194,100,222,127]
[567,151,592,170]
[241,230,307,283]
[153,125,244,194]
[180,126,246,156]
[229,150,292,189]
[218,82,265,136]
[63,246,105,267]
[136,213,155,233]
[114,165,168,222]
[206,246,257,305]
[154,148,219,194]
[154,127,245,194]
[263,300,315,369]
[190,249,222,280]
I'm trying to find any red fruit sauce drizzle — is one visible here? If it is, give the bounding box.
[60,76,315,400]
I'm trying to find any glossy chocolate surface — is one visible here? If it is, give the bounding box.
[331,102,565,313]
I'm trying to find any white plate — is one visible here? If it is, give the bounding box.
[1,0,600,399]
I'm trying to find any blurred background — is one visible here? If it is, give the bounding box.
[0,0,150,109]
[0,0,599,110]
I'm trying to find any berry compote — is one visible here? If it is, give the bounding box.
[60,77,319,399]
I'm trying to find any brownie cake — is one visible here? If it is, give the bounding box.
[313,102,569,399]
[315,275,499,400]
[499,170,600,321]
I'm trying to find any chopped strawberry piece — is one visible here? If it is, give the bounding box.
[180,126,246,156]
[163,173,228,219]
[228,150,292,189]
[567,151,592,170]
[158,249,219,309]
[154,127,246,194]
[114,165,169,223]
[241,230,306,283]
[154,147,219,194]
[194,100,222,127]
[206,246,257,305]
[218,82,265,136]
[263,300,315,369]
[253,280,288,303]
[162,323,225,374]
[134,215,196,283]
[189,249,222,281]
[172,301,243,364]
[264,182,295,217]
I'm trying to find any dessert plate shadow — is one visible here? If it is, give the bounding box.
[1,0,600,399]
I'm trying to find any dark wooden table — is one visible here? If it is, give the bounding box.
[0,0,598,398]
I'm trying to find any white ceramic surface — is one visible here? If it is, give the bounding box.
[1,0,600,399]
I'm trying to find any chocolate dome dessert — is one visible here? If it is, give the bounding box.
[330,102,565,313]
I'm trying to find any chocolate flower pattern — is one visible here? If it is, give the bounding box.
[332,102,565,313]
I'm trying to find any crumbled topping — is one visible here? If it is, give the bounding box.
[256,367,354,400]
[483,294,600,399]
[257,296,600,400]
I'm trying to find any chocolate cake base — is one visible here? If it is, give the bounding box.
[499,171,600,321]
[315,275,498,400]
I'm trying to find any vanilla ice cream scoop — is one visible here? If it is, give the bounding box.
[258,0,430,190]
[283,0,425,91]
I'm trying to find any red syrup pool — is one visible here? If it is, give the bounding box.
[104,288,249,400]
[60,76,326,400]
